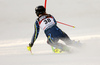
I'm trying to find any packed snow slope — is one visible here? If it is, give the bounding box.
[0,0,100,65]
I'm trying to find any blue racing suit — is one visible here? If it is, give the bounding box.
[30,14,71,51]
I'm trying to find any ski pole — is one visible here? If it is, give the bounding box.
[30,50,33,55]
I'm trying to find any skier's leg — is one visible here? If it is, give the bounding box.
[60,31,73,45]
[47,34,69,51]
[60,32,81,47]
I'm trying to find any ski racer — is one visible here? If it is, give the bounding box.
[27,5,73,52]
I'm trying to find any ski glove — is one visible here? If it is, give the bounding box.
[27,46,31,51]
[27,43,33,51]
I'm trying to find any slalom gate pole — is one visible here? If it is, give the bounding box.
[57,21,75,28]
[44,0,75,28]
[44,0,47,8]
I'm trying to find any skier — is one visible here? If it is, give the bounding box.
[27,5,73,52]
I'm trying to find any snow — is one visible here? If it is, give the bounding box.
[0,0,100,65]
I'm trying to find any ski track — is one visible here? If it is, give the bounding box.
[0,37,100,65]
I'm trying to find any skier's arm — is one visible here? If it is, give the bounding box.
[51,15,57,25]
[29,21,40,47]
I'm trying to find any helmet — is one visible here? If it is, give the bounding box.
[35,6,46,16]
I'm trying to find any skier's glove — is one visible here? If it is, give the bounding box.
[27,43,33,51]
[27,46,31,51]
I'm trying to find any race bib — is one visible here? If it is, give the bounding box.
[39,17,55,30]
